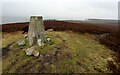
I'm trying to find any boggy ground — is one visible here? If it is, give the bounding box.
[2,31,119,73]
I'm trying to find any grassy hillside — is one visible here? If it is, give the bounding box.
[2,31,118,73]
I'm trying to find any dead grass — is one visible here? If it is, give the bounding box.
[2,31,116,73]
[2,31,25,48]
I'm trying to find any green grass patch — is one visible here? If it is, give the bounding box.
[2,31,115,73]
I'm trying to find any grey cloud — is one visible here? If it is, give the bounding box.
[2,1,118,20]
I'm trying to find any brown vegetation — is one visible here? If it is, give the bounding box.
[1,20,118,34]
[1,22,29,32]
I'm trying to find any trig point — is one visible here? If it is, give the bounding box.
[28,16,46,46]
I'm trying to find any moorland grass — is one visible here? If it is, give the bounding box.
[2,31,114,73]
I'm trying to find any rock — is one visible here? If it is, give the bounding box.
[17,40,25,46]
[62,37,67,42]
[45,55,48,57]
[47,38,51,42]
[62,37,67,40]
[47,29,54,32]
[24,34,28,39]
[46,36,48,38]
[44,62,50,65]
[32,50,39,57]
[25,47,34,55]
[40,55,43,58]
[107,57,113,62]
[45,54,49,57]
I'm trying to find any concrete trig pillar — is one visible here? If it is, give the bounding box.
[28,16,46,46]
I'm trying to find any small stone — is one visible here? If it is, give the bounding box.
[32,50,39,57]
[46,55,48,57]
[24,34,28,39]
[47,29,54,32]
[17,40,25,46]
[25,47,34,55]
[62,37,67,40]
[44,62,50,65]
[107,57,113,62]
[47,38,51,42]
[62,37,67,42]
[40,55,43,58]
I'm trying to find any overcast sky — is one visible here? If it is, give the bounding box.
[1,0,119,20]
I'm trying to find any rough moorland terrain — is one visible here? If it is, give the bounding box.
[1,20,120,73]
[2,31,119,73]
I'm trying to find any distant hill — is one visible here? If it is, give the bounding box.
[86,19,118,23]
[1,20,118,34]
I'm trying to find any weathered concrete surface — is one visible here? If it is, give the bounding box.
[28,16,46,46]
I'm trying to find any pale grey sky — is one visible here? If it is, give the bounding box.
[1,0,119,20]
